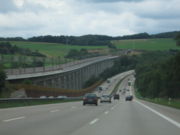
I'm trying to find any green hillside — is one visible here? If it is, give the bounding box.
[112,38,179,51]
[10,41,107,57]
[3,38,179,58]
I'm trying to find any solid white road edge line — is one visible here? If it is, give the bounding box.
[135,100,180,128]
[3,116,25,122]
[89,118,99,125]
[50,109,59,113]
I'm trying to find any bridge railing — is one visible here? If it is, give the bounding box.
[5,56,112,75]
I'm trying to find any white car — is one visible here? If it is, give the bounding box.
[48,96,54,99]
[40,96,47,99]
[57,96,67,99]
[100,95,111,103]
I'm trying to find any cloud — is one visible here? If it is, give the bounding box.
[81,0,143,3]
[0,0,179,37]
[0,0,18,13]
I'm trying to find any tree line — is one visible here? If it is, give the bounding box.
[135,51,179,98]
[135,33,180,98]
[0,31,179,46]
[0,65,6,95]
[65,48,101,60]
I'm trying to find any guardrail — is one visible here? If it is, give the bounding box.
[0,97,83,103]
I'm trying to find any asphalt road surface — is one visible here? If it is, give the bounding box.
[0,75,180,135]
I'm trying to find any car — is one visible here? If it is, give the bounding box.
[40,96,47,99]
[48,96,54,99]
[98,86,103,91]
[57,96,67,99]
[100,95,111,103]
[113,94,120,100]
[83,93,98,106]
[125,95,133,101]
[106,79,111,83]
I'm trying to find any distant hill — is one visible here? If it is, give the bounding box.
[151,31,180,38]
[0,31,179,46]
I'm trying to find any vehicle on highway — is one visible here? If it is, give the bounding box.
[48,96,54,99]
[57,96,67,99]
[83,93,98,106]
[125,95,133,101]
[100,95,111,103]
[106,79,111,83]
[128,81,131,86]
[98,86,103,91]
[39,96,47,99]
[113,94,120,100]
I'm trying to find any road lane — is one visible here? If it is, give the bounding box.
[72,101,180,135]
[0,73,179,135]
[135,100,180,128]
[0,101,116,135]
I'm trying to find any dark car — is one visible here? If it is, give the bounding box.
[113,94,120,100]
[83,93,98,106]
[125,95,133,101]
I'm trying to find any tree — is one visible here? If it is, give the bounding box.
[65,49,79,59]
[0,66,6,93]
[108,44,117,50]
[175,33,180,46]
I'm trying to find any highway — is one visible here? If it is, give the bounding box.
[0,75,180,135]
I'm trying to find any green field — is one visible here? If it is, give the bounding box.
[113,38,179,51]
[10,41,107,57]
[2,38,179,58]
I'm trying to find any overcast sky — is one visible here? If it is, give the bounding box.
[0,0,180,38]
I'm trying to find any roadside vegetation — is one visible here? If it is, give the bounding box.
[135,51,180,98]
[0,65,6,94]
[134,33,180,109]
[135,90,180,109]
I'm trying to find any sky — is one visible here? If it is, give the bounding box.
[0,0,180,38]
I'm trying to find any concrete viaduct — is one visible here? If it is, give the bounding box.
[6,56,118,90]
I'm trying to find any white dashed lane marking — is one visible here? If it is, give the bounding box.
[104,111,109,115]
[3,116,25,122]
[89,118,99,125]
[50,109,59,113]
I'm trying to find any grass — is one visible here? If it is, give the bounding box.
[10,41,107,57]
[0,99,81,109]
[135,90,180,109]
[2,38,179,58]
[112,38,180,51]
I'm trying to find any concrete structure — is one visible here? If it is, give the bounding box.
[6,56,118,90]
